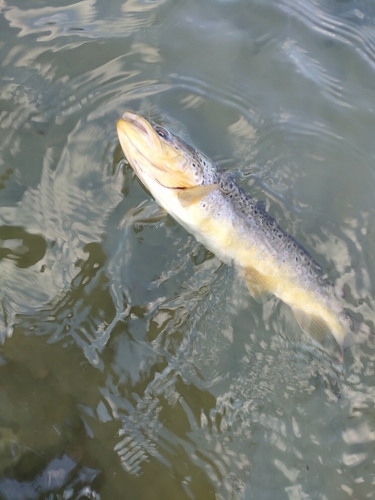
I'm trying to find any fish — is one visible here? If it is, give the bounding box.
[117,111,368,362]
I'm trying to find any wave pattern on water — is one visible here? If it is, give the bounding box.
[0,120,123,341]
[1,0,375,496]
[100,249,351,497]
[281,37,349,107]
[104,262,254,496]
[1,0,167,41]
[279,0,375,69]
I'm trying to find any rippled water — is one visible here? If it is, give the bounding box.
[1,0,375,498]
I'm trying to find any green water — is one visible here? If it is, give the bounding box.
[1,0,375,498]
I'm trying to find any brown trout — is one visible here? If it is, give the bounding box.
[117,111,367,361]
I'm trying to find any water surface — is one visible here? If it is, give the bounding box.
[0,0,375,498]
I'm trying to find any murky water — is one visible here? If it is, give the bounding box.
[1,0,375,498]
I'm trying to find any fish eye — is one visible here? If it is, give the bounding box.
[156,127,168,139]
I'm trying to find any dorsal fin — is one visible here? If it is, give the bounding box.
[177,184,219,207]
[244,268,273,304]
[255,200,266,212]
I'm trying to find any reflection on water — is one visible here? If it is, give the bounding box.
[1,0,375,498]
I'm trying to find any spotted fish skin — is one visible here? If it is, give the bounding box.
[117,112,368,361]
[218,173,324,288]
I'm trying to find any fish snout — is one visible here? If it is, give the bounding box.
[119,112,161,150]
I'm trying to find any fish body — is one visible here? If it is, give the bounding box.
[117,111,365,361]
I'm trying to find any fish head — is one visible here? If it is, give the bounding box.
[117,112,216,191]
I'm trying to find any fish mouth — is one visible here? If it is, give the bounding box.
[117,112,197,189]
[117,113,163,172]
[120,112,161,147]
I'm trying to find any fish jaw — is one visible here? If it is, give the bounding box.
[117,112,200,190]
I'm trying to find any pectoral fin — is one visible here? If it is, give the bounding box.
[118,201,167,229]
[245,268,273,304]
[178,184,219,207]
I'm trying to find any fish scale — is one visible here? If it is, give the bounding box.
[219,172,324,288]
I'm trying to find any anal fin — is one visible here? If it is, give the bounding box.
[292,308,330,344]
[244,268,273,304]
[292,308,342,358]
[178,184,219,207]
